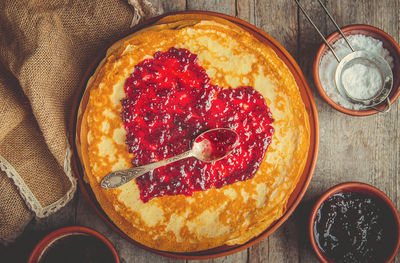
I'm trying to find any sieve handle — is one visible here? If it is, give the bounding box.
[295,0,352,62]
[370,97,391,113]
[295,0,340,62]
[316,0,355,52]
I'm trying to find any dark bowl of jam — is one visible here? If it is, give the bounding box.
[28,226,119,263]
[309,182,400,263]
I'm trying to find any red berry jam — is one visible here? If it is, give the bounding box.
[314,192,398,263]
[122,48,274,202]
[194,129,239,162]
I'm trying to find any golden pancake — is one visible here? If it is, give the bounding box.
[77,14,310,252]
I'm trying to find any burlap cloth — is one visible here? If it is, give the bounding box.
[0,0,158,244]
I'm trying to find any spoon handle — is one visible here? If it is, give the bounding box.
[100,150,193,189]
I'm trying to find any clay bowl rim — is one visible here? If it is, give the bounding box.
[313,24,400,116]
[308,182,400,263]
[27,226,120,263]
[69,10,319,259]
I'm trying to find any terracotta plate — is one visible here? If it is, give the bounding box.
[69,11,319,259]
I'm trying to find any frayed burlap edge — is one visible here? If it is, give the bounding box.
[128,0,161,27]
[0,224,22,245]
[0,147,77,219]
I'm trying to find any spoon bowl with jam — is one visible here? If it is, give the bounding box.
[101,128,239,189]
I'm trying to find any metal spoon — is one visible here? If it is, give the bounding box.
[100,128,239,189]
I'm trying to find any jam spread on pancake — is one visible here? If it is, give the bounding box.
[122,48,274,202]
[194,129,238,161]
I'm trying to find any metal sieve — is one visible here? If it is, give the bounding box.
[335,51,393,109]
[295,0,393,113]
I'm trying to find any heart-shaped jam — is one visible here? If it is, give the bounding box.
[122,48,274,202]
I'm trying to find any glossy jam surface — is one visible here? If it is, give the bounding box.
[194,129,238,162]
[122,48,274,202]
[314,192,397,263]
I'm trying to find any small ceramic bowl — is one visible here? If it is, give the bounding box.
[309,182,400,263]
[313,24,400,116]
[27,226,120,263]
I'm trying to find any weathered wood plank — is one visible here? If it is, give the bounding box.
[189,252,248,263]
[151,0,186,13]
[297,0,328,83]
[237,0,255,24]
[187,0,235,15]
[249,216,303,263]
[254,0,299,59]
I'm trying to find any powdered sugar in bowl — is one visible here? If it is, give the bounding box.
[335,50,393,109]
[314,25,400,116]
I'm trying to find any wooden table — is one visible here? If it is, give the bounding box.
[3,0,399,262]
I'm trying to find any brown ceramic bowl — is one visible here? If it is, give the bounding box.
[69,11,319,259]
[313,24,400,116]
[27,226,120,263]
[309,182,400,263]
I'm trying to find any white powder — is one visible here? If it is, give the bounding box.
[319,34,394,110]
[341,63,382,100]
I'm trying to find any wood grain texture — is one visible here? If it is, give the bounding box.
[236,0,255,24]
[254,0,299,59]
[151,0,186,13]
[4,0,399,262]
[187,0,235,15]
